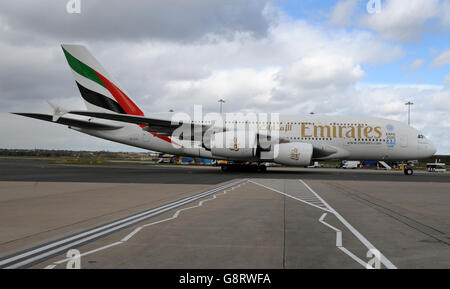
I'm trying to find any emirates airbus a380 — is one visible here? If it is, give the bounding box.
[14,45,437,175]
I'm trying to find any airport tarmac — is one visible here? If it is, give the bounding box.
[1,158,449,184]
[0,158,449,269]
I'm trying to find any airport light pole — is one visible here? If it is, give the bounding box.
[405,101,413,126]
[218,99,225,114]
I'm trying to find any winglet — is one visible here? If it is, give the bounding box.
[47,101,68,122]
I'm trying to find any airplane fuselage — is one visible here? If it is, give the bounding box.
[74,114,436,162]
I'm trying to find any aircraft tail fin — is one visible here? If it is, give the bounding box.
[61,44,144,116]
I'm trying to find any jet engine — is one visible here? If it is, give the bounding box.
[210,131,257,159]
[273,143,313,166]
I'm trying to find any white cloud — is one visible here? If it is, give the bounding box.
[81,19,402,117]
[431,49,450,67]
[440,0,450,27]
[161,67,279,114]
[328,0,358,26]
[359,0,443,42]
[405,59,425,70]
[0,0,271,42]
[444,73,450,85]
[278,53,365,89]
[325,85,450,153]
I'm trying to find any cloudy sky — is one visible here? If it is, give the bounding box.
[0,0,449,153]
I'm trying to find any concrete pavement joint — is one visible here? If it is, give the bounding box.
[249,179,397,269]
[44,180,249,269]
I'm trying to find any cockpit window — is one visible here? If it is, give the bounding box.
[418,134,425,139]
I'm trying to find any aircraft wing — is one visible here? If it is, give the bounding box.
[68,111,289,141]
[256,131,337,157]
[68,110,209,135]
[12,113,123,130]
[310,143,338,158]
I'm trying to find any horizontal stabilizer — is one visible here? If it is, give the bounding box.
[12,113,122,130]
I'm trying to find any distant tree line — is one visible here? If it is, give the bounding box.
[0,149,155,159]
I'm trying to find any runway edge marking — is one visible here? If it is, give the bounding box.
[47,182,247,268]
[0,178,248,269]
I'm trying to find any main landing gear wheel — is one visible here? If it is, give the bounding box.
[220,163,267,172]
[404,168,413,175]
[257,165,267,173]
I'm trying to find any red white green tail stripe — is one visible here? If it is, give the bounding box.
[62,45,143,116]
[61,44,179,146]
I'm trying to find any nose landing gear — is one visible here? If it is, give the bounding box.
[403,166,414,175]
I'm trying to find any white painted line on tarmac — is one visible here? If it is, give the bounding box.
[299,179,397,269]
[1,184,226,267]
[319,213,368,268]
[0,179,246,269]
[121,227,142,242]
[249,180,331,213]
[42,181,248,269]
[249,179,396,269]
[339,247,368,268]
[54,242,124,265]
[319,213,343,247]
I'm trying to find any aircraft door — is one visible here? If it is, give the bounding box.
[400,134,408,148]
